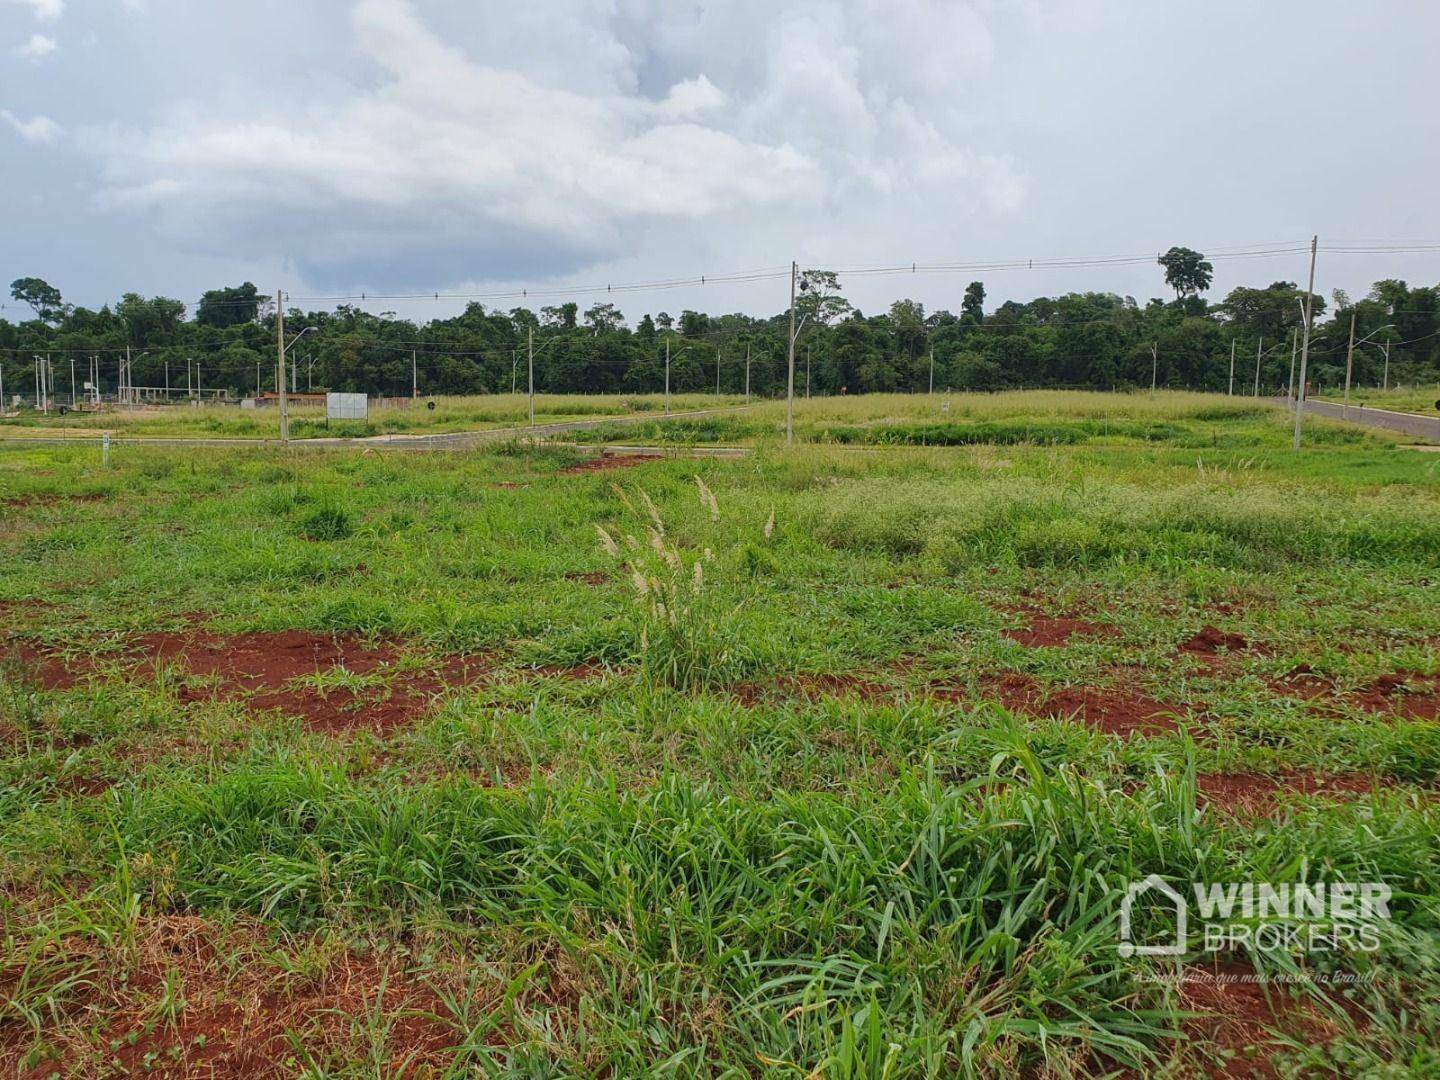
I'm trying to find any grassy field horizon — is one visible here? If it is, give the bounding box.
[2,394,1438,1076]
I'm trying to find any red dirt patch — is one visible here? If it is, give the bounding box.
[1181,626,1251,655]
[972,673,1183,736]
[558,453,656,474]
[564,570,609,586]
[4,916,481,1079]
[4,631,489,735]
[1275,667,1440,721]
[1196,771,1383,816]
[2,491,107,508]
[1176,960,1326,1079]
[1003,614,1119,648]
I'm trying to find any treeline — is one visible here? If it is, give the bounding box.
[3,264,1438,402]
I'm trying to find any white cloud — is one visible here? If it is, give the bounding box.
[13,32,57,59]
[5,0,63,21]
[2,108,63,143]
[81,0,1026,288]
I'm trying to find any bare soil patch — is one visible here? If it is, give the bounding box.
[3,915,479,1079]
[1181,625,1252,655]
[2,492,107,509]
[5,631,489,735]
[1276,666,1440,721]
[1175,960,1329,1079]
[564,570,609,586]
[1003,613,1120,648]
[558,453,656,474]
[972,672,1183,736]
[1196,771,1383,816]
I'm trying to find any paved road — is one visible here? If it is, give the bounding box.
[1291,397,1440,441]
[0,404,755,451]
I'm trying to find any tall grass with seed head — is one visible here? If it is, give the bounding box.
[597,477,770,691]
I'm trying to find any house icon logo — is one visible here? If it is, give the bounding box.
[1119,874,1187,957]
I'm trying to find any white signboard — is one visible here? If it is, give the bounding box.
[327,392,369,421]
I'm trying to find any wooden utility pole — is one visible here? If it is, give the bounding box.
[1228,339,1235,396]
[276,289,288,445]
[786,261,797,445]
[1292,235,1318,450]
[1342,309,1357,411]
[1287,329,1298,400]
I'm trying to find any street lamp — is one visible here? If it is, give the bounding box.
[1344,323,1393,410]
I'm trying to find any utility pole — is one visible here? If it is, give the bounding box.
[1253,336,1262,397]
[786,260,797,446]
[124,344,131,406]
[276,289,288,445]
[664,337,671,415]
[1227,339,1235,396]
[412,350,417,400]
[1342,309,1356,411]
[1150,342,1158,393]
[928,347,935,396]
[1292,235,1318,450]
[805,345,811,398]
[527,326,535,426]
[1287,329,1298,400]
[716,347,721,397]
[70,357,76,407]
[744,344,751,404]
[1382,341,1391,391]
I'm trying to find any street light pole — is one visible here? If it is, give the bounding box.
[276,289,288,445]
[786,261,797,445]
[1343,310,1357,412]
[1292,235,1318,451]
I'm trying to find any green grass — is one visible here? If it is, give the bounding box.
[0,391,744,439]
[1,392,1439,1076]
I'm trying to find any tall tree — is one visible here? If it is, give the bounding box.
[9,277,67,323]
[196,283,262,328]
[1157,247,1214,299]
[961,281,985,323]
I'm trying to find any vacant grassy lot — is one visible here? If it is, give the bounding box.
[2,393,1438,1076]
[0,393,743,440]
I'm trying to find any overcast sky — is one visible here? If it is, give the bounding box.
[2,0,1437,324]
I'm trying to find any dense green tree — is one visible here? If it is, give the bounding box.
[196,283,262,329]
[9,277,67,323]
[1157,247,1214,299]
